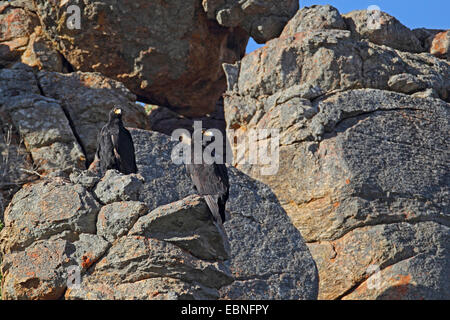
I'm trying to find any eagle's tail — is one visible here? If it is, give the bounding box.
[204,195,226,223]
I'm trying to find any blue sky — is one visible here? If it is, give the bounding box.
[246,0,450,53]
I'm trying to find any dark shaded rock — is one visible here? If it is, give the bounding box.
[1,235,109,300]
[94,170,144,205]
[37,71,150,162]
[32,0,249,117]
[413,28,445,52]
[0,180,100,253]
[130,128,319,300]
[97,201,147,243]
[129,195,230,261]
[202,0,298,43]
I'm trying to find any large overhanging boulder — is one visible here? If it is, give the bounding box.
[202,0,299,43]
[31,0,250,117]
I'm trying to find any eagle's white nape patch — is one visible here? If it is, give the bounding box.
[203,130,214,137]
[180,132,192,146]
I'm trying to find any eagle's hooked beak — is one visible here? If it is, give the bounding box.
[114,108,122,115]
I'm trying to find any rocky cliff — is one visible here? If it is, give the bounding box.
[223,5,449,300]
[0,1,449,300]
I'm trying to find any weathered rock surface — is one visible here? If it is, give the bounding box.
[0,129,318,300]
[0,106,35,215]
[0,180,100,254]
[32,0,249,117]
[343,9,424,53]
[94,170,144,205]
[0,1,39,66]
[223,6,450,300]
[233,28,449,102]
[129,195,230,261]
[146,100,227,138]
[1,235,109,300]
[0,64,85,174]
[281,5,346,36]
[430,30,450,61]
[0,176,233,300]
[202,0,298,43]
[0,1,65,71]
[97,201,147,243]
[37,71,150,161]
[225,88,450,299]
[3,2,447,301]
[0,62,150,215]
[311,222,450,300]
[130,129,319,300]
[66,277,219,300]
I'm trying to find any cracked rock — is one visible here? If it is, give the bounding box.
[129,195,230,261]
[94,170,144,205]
[97,201,148,243]
[32,0,248,117]
[0,180,100,253]
[343,9,424,53]
[203,0,299,43]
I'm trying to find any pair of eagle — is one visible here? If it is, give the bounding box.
[95,107,229,223]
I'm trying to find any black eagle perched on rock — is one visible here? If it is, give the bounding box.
[182,130,229,224]
[95,107,137,175]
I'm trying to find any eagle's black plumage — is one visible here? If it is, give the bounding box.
[185,132,229,223]
[95,108,137,175]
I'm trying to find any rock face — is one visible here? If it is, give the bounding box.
[343,10,424,53]
[37,71,150,162]
[0,64,85,174]
[2,1,449,301]
[430,30,450,60]
[31,0,249,117]
[0,61,150,221]
[0,129,319,300]
[223,5,450,300]
[202,0,298,43]
[0,63,150,173]
[0,176,233,300]
[131,129,319,300]
[233,29,449,103]
[0,1,65,71]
